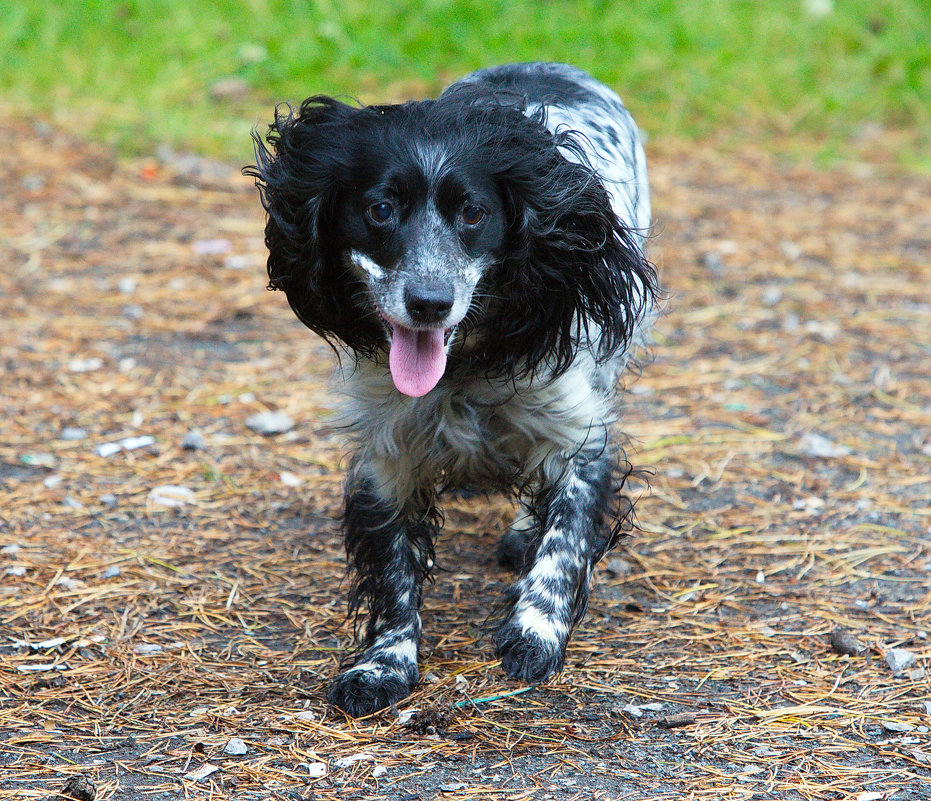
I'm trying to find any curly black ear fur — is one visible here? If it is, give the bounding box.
[244,98,383,356]
[473,111,657,378]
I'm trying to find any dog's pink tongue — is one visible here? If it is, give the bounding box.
[389,325,447,397]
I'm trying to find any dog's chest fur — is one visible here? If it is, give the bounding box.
[341,354,617,502]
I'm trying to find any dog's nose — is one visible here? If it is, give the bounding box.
[404,281,454,323]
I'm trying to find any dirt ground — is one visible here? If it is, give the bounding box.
[1,120,930,801]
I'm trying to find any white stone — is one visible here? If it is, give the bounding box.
[148,485,195,508]
[224,737,248,755]
[799,433,851,459]
[246,411,294,435]
[886,648,916,675]
[184,763,219,782]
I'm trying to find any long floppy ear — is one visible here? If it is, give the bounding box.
[480,118,657,379]
[245,98,382,355]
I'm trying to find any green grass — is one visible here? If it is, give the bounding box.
[1,0,928,164]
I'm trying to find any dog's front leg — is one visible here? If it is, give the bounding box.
[327,470,435,716]
[495,449,615,684]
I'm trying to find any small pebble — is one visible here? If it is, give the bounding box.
[193,238,232,255]
[96,435,155,457]
[761,285,783,306]
[22,173,45,191]
[300,762,326,778]
[604,557,633,577]
[133,644,163,655]
[148,485,195,508]
[68,358,103,373]
[117,277,138,294]
[61,427,88,441]
[779,240,803,261]
[922,701,931,716]
[43,474,63,489]
[396,709,418,725]
[246,411,294,435]
[908,667,926,681]
[224,737,248,755]
[886,648,916,675]
[17,662,66,672]
[798,433,851,459]
[700,252,724,274]
[63,495,84,510]
[181,430,206,451]
[883,720,915,733]
[620,703,643,718]
[279,471,302,487]
[102,566,121,579]
[21,452,56,467]
[793,496,825,511]
[60,776,96,801]
[184,763,219,782]
[659,712,697,728]
[223,254,251,270]
[99,494,118,507]
[334,753,374,768]
[120,435,155,451]
[372,765,387,778]
[830,628,866,656]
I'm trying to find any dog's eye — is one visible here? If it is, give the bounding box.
[460,204,485,226]
[367,202,394,223]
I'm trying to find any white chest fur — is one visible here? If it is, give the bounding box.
[339,353,617,504]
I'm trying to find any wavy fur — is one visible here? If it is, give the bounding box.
[246,62,659,716]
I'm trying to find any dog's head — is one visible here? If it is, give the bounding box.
[247,88,654,397]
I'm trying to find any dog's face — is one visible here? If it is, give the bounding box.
[337,150,507,395]
[248,91,654,397]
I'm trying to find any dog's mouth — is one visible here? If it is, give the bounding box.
[379,315,456,398]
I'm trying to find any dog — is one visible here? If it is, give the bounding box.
[246,63,658,716]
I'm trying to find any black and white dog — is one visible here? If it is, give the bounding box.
[247,63,658,716]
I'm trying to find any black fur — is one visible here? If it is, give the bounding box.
[246,63,658,717]
[246,86,654,379]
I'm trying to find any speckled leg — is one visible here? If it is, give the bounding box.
[328,473,436,716]
[495,450,615,683]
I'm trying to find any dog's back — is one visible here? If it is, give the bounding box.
[449,63,651,241]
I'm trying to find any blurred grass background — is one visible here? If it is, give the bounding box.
[0,0,928,167]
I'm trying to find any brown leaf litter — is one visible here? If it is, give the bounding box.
[1,121,929,799]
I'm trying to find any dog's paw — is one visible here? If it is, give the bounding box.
[494,619,566,684]
[327,665,415,717]
[496,527,533,571]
